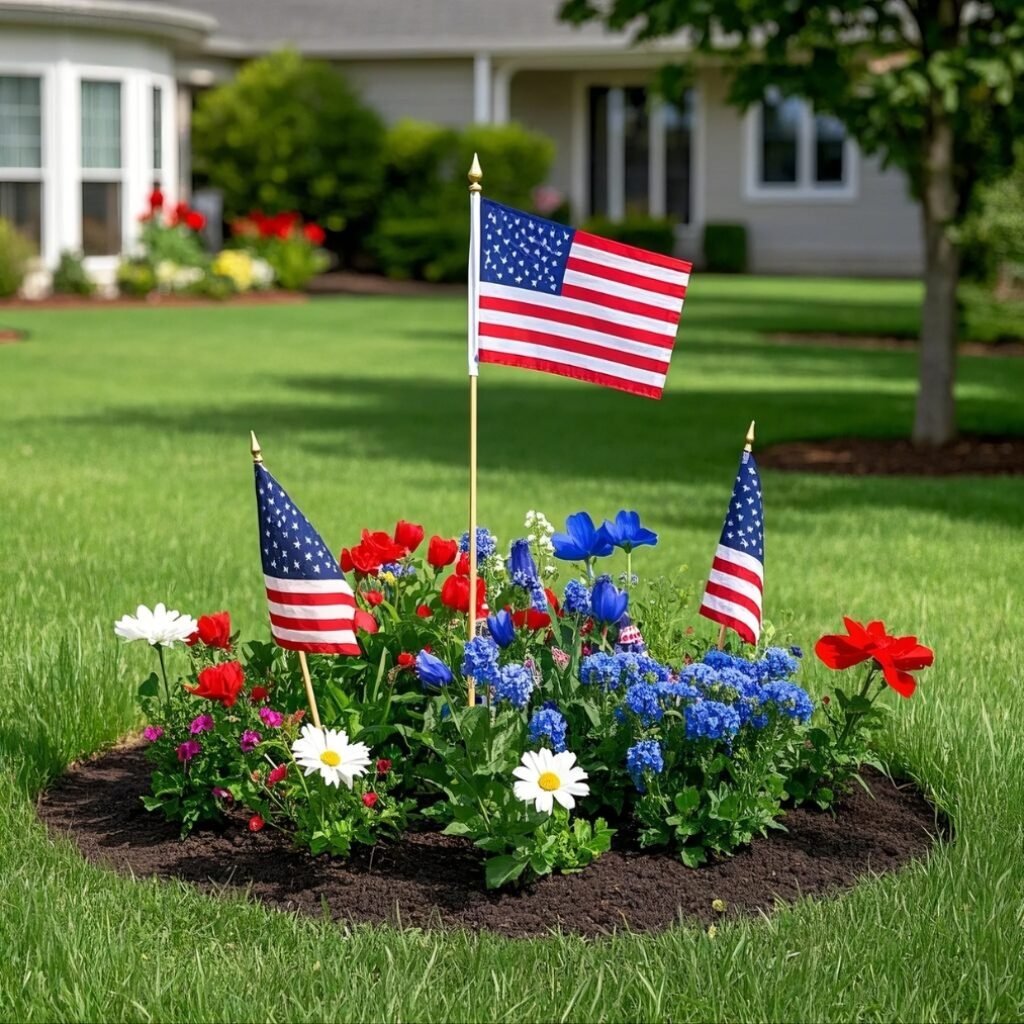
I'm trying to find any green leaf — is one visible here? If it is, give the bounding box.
[484,853,528,890]
[680,845,707,868]
[137,673,160,699]
[673,786,700,815]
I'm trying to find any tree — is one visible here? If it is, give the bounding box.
[560,0,1024,444]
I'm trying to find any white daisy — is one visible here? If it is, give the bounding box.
[291,724,372,788]
[113,603,198,647]
[512,748,589,814]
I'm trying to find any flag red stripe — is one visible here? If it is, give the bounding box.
[265,588,355,607]
[479,294,676,349]
[478,350,663,398]
[703,580,762,621]
[711,556,764,593]
[574,229,693,274]
[562,282,682,325]
[478,322,670,374]
[566,255,688,300]
[698,603,758,645]
[274,636,362,655]
[269,612,356,632]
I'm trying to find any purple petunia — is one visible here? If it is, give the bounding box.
[239,730,262,753]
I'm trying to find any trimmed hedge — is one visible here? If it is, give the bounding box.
[703,222,748,273]
[581,215,677,256]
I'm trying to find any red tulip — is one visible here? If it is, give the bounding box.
[148,187,164,211]
[393,520,424,554]
[815,617,934,698]
[303,222,326,245]
[360,529,406,566]
[512,607,551,631]
[187,661,245,707]
[189,611,232,650]
[354,609,378,634]
[184,210,206,232]
[455,552,470,577]
[339,548,355,573]
[440,574,488,616]
[427,535,458,568]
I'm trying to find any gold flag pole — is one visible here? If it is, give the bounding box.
[251,430,322,730]
[717,420,756,651]
[466,154,482,707]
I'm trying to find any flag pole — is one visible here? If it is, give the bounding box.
[466,154,482,707]
[250,430,322,730]
[716,420,756,651]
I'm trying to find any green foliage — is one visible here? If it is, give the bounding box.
[582,214,677,256]
[0,217,34,297]
[115,259,156,297]
[253,237,328,291]
[960,145,1024,286]
[139,217,207,269]
[52,251,95,297]
[703,222,749,274]
[192,49,385,247]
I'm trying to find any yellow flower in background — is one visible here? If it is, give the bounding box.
[213,249,256,291]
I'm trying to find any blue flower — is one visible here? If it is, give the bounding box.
[702,650,735,671]
[458,526,497,563]
[461,635,501,684]
[486,608,516,648]
[684,699,741,741]
[551,512,614,562]
[416,650,453,689]
[590,578,629,625]
[620,653,671,687]
[789,645,804,659]
[621,682,663,726]
[527,706,567,752]
[508,538,547,611]
[493,663,534,709]
[600,510,658,553]
[563,578,591,617]
[579,651,624,690]
[626,739,664,792]
[760,681,814,722]
[763,647,800,680]
[380,561,416,578]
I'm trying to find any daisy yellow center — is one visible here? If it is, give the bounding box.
[537,771,562,792]
[320,750,341,767]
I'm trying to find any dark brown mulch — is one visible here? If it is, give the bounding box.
[37,744,944,939]
[758,435,1024,477]
[767,331,1024,356]
[0,291,306,311]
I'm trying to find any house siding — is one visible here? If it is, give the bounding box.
[336,58,475,127]
[509,70,574,199]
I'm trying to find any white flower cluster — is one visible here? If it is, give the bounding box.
[155,260,204,292]
[525,509,557,578]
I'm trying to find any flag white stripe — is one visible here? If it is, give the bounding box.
[707,568,763,607]
[571,242,691,287]
[271,625,358,645]
[477,336,667,388]
[263,574,352,594]
[479,281,677,338]
[699,593,761,640]
[563,267,686,313]
[267,601,355,619]
[713,544,764,580]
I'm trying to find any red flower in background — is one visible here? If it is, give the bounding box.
[184,210,206,232]
[362,792,379,809]
[396,652,415,670]
[188,611,232,650]
[511,591,562,632]
[393,520,424,555]
[815,617,934,698]
[416,604,433,618]
[354,608,379,634]
[363,589,384,607]
[440,574,488,616]
[427,535,458,568]
[376,758,392,775]
[267,763,288,788]
[455,552,470,577]
[248,814,265,832]
[250,685,269,703]
[303,222,326,245]
[148,187,164,211]
[188,661,245,707]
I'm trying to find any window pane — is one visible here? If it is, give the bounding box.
[760,94,800,184]
[81,81,121,169]
[588,87,609,216]
[815,113,845,184]
[0,75,42,168]
[152,86,163,171]
[664,90,692,224]
[82,181,121,255]
[622,86,649,216]
[0,181,41,246]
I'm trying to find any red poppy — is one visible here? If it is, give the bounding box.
[303,222,326,245]
[363,589,384,607]
[416,604,433,618]
[362,792,379,809]
[393,519,424,555]
[250,685,269,703]
[396,652,415,670]
[427,535,458,568]
[267,763,288,788]
[440,574,488,616]
[376,758,392,775]
[188,611,232,650]
[354,608,378,634]
[248,814,265,832]
[814,617,934,698]
[187,661,245,707]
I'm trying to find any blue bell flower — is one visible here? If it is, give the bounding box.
[600,510,658,553]
[551,511,615,562]
[487,608,516,648]
[590,578,629,625]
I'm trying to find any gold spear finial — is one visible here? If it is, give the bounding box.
[468,152,482,193]
[744,420,756,453]
[250,430,263,464]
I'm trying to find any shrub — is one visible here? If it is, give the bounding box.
[192,49,385,252]
[0,218,35,297]
[960,146,1024,288]
[703,222,748,273]
[581,215,677,256]
[53,251,95,296]
[229,211,330,290]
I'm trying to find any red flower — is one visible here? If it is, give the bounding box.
[354,608,378,634]
[512,607,551,631]
[187,661,245,707]
[248,814,265,832]
[363,589,384,607]
[362,792,379,809]
[427,535,458,568]
[148,188,164,211]
[188,611,232,650]
[455,552,470,577]
[376,758,392,776]
[814,617,934,698]
[416,604,433,618]
[250,685,269,703]
[303,222,326,245]
[184,210,206,232]
[267,763,288,788]
[393,519,424,555]
[396,652,415,670]
[360,529,406,567]
[440,574,488,616]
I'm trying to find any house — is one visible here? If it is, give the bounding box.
[0,0,923,284]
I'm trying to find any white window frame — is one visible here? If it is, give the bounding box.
[78,75,125,262]
[743,96,858,202]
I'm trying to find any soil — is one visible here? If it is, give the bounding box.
[0,328,25,343]
[0,291,306,311]
[37,744,945,938]
[758,435,1024,476]
[767,331,1024,356]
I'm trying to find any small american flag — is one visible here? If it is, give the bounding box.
[699,451,764,645]
[254,463,359,655]
[475,199,691,399]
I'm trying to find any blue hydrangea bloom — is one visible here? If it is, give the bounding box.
[591,578,628,625]
[763,647,800,680]
[461,635,501,684]
[655,679,700,703]
[493,663,534,708]
[380,561,416,577]
[760,681,814,722]
[551,512,614,562]
[600,510,658,553]
[579,651,624,690]
[486,608,516,648]
[684,699,741,741]
[459,526,497,562]
[527,706,568,752]
[416,650,453,689]
[563,578,591,616]
[626,739,664,792]
[702,650,734,671]
[678,663,719,688]
[622,682,664,726]
[621,653,671,687]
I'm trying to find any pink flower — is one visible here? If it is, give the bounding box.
[362,792,379,809]
[189,714,215,735]
[142,725,163,742]
[177,740,201,762]
[551,647,570,669]
[239,730,262,753]
[267,763,288,788]
[210,787,232,801]
[259,707,284,728]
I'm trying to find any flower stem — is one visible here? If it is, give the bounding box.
[156,645,172,707]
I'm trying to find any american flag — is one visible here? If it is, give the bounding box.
[254,463,360,655]
[699,451,764,645]
[474,199,691,399]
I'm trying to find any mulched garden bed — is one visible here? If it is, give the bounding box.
[767,331,1024,356]
[759,435,1024,476]
[38,743,945,938]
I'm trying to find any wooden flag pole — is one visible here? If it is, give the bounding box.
[466,154,483,707]
[716,420,756,651]
[251,430,322,730]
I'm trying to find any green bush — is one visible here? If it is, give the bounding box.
[192,49,385,252]
[116,260,156,297]
[0,218,35,297]
[703,222,748,273]
[581,215,677,256]
[960,146,1024,287]
[52,251,95,296]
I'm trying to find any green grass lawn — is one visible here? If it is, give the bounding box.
[1,277,1023,1022]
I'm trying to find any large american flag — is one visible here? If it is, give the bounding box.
[475,199,691,399]
[254,463,360,655]
[699,451,764,645]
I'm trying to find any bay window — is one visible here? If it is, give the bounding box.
[80,80,122,255]
[0,74,43,246]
